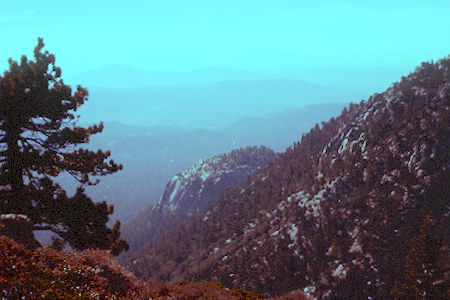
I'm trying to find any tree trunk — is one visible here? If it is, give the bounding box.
[4,117,26,214]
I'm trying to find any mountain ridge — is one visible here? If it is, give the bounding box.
[68,64,409,92]
[77,78,359,128]
[124,58,449,299]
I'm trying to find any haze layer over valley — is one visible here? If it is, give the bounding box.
[54,64,415,222]
[56,61,441,223]
[70,65,408,129]
[4,1,448,226]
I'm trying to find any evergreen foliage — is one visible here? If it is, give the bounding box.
[0,38,128,255]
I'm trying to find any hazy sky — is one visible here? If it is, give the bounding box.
[1,1,449,77]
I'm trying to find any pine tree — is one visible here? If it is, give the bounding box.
[0,38,128,255]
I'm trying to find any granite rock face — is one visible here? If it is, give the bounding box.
[120,146,277,263]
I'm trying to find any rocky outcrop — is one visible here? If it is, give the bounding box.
[119,146,277,263]
[156,152,274,216]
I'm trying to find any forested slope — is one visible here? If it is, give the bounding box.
[126,58,449,299]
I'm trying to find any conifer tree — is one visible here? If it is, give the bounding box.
[0,38,128,255]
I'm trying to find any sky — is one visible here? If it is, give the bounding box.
[1,1,449,77]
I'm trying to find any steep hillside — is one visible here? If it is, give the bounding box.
[120,146,277,262]
[125,58,449,299]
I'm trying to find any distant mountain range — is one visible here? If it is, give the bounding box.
[67,65,408,92]
[123,58,449,298]
[76,78,362,128]
[66,64,408,129]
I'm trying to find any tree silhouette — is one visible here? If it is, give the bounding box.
[0,38,128,255]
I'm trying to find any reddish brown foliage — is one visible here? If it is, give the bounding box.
[0,235,310,299]
[0,235,141,299]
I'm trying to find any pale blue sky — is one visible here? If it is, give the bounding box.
[1,1,449,77]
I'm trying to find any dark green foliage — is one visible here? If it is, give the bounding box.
[0,38,128,255]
